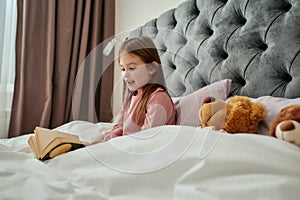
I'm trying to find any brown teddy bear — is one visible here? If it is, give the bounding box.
[199,96,267,133]
[269,105,300,146]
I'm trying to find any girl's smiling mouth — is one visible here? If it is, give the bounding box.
[126,80,135,86]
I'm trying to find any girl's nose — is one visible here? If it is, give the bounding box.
[123,70,129,78]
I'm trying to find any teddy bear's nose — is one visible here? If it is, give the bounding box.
[202,96,216,104]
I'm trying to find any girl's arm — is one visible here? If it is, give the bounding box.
[91,109,124,144]
[103,125,123,141]
[90,125,122,144]
[103,108,125,141]
[142,91,176,130]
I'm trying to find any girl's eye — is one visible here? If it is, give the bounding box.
[120,68,125,71]
[129,66,136,70]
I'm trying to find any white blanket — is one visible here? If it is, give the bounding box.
[1,121,300,200]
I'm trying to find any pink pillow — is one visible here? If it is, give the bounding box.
[173,79,232,126]
[250,96,300,135]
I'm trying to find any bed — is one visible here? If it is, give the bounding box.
[1,0,300,199]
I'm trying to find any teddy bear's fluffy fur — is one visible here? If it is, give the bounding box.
[199,96,267,133]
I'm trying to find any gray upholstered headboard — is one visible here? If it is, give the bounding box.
[129,0,300,98]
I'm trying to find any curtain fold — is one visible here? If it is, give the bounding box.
[0,0,17,138]
[9,0,115,137]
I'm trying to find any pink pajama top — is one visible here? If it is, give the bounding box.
[104,88,176,140]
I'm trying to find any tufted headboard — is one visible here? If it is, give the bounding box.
[129,0,300,98]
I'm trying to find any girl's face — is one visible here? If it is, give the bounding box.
[119,52,156,95]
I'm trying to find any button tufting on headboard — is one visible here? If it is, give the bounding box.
[239,17,247,25]
[129,0,300,98]
[260,43,268,51]
[281,2,292,12]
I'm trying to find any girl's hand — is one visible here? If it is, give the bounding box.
[103,133,116,141]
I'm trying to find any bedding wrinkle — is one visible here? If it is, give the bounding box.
[1,122,300,199]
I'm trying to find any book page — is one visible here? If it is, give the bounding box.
[27,135,38,157]
[34,127,84,159]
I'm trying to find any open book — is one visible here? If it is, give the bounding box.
[28,127,86,160]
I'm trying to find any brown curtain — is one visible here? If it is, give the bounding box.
[9,0,115,137]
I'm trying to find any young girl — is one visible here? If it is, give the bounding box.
[102,36,176,141]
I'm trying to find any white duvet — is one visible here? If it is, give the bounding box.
[1,121,300,200]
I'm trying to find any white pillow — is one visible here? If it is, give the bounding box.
[250,96,300,135]
[173,79,232,126]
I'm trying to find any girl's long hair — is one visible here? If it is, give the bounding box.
[118,36,170,125]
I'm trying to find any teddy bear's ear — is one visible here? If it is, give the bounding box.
[269,108,285,137]
[250,103,267,119]
[202,96,216,104]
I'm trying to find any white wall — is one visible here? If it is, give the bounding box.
[112,0,185,117]
[116,0,185,34]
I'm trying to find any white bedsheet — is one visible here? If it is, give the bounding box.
[1,121,300,200]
